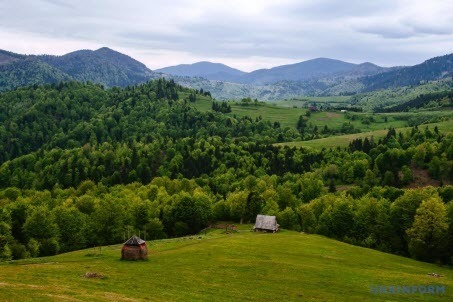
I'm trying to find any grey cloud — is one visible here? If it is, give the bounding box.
[0,0,452,69]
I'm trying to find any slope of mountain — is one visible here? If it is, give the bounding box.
[156,61,246,82]
[239,58,358,84]
[0,47,159,91]
[361,53,453,91]
[38,47,157,87]
[0,58,72,91]
[0,50,25,66]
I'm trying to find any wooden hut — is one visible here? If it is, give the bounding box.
[121,235,148,260]
[253,215,279,232]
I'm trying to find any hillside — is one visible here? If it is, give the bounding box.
[38,47,158,87]
[240,58,359,84]
[0,58,72,91]
[0,229,451,302]
[0,48,158,91]
[276,119,453,149]
[361,54,453,91]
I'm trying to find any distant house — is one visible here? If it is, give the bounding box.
[309,106,319,112]
[340,109,347,113]
[254,215,279,232]
[121,235,148,260]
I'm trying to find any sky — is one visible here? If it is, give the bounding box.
[0,0,452,72]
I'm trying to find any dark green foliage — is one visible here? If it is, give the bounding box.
[0,59,71,92]
[361,53,453,91]
[381,90,453,112]
[212,101,231,113]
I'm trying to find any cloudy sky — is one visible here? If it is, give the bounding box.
[0,0,452,71]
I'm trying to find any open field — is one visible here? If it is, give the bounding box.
[0,229,451,302]
[276,119,453,149]
[274,96,352,108]
[192,96,452,131]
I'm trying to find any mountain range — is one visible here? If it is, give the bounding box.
[0,47,451,100]
[156,58,392,85]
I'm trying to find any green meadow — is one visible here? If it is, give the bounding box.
[0,229,451,302]
[192,96,452,131]
[276,120,453,149]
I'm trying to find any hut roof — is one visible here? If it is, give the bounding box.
[124,235,145,246]
[254,214,278,231]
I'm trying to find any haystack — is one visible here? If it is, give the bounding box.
[121,235,148,260]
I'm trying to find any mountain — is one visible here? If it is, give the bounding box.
[239,58,358,84]
[0,48,451,100]
[156,61,246,82]
[159,58,390,85]
[38,47,157,87]
[0,47,158,91]
[361,53,453,91]
[0,58,72,91]
[0,50,25,65]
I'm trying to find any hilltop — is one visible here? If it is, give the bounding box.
[0,47,159,91]
[0,229,451,301]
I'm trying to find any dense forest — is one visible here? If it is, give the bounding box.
[379,90,453,112]
[0,79,452,265]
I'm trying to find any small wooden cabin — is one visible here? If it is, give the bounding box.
[121,235,148,260]
[253,215,279,232]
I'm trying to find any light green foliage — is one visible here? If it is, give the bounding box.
[407,196,449,262]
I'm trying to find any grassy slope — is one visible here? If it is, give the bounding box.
[276,120,453,149]
[192,98,414,130]
[0,229,451,302]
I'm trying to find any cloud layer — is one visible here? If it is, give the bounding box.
[0,0,452,71]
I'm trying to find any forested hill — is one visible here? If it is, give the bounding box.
[0,79,452,266]
[38,47,157,87]
[0,48,159,91]
[361,53,453,91]
[0,79,287,167]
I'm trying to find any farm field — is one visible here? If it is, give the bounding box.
[276,119,453,149]
[0,228,451,302]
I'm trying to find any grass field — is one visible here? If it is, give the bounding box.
[276,120,453,149]
[192,96,452,131]
[0,228,451,301]
[274,96,352,108]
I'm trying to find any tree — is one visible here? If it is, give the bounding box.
[296,115,307,135]
[0,210,12,260]
[317,200,354,239]
[169,191,212,235]
[23,206,59,241]
[277,207,300,231]
[52,206,88,252]
[92,197,125,245]
[407,197,449,262]
[22,206,60,256]
[390,188,436,254]
[227,190,249,224]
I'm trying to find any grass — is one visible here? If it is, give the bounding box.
[274,96,352,108]
[276,120,453,149]
[0,229,451,301]
[191,96,452,132]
